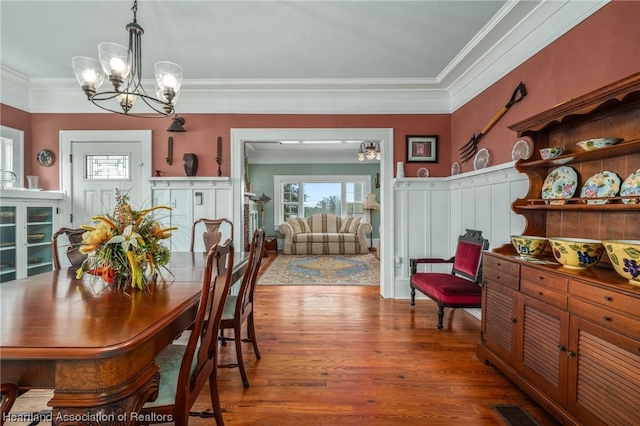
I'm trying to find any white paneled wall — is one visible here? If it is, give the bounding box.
[393,162,528,299]
[150,178,233,252]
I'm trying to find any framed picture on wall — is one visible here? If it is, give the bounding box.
[406,135,438,163]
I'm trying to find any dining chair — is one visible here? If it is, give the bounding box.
[219,228,265,388]
[139,239,235,426]
[409,229,489,330]
[51,227,87,270]
[0,383,17,426]
[190,218,234,252]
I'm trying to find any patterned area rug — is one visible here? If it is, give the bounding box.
[257,254,380,285]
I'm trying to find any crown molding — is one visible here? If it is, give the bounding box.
[1,1,608,115]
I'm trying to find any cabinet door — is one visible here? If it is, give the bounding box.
[0,205,17,283]
[25,205,54,276]
[517,294,569,405]
[482,280,518,363]
[567,316,640,426]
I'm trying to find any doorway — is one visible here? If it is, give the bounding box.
[60,130,152,228]
[230,128,394,298]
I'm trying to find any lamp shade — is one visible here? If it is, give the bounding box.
[363,193,380,210]
[167,115,186,132]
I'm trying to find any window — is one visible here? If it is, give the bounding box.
[0,126,24,188]
[275,175,370,223]
[85,154,130,180]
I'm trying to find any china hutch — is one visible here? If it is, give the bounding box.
[0,190,63,282]
[477,73,640,426]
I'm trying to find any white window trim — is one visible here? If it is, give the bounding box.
[0,125,24,188]
[274,174,371,225]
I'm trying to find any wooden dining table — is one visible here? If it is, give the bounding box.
[0,251,248,425]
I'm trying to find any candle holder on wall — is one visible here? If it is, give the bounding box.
[166,137,173,165]
[216,136,222,177]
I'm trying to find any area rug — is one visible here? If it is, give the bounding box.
[257,254,380,285]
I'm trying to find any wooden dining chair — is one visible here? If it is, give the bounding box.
[139,239,235,426]
[51,227,87,270]
[0,383,17,426]
[219,228,266,388]
[410,229,489,330]
[190,218,234,252]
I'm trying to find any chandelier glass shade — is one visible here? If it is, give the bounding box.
[71,1,183,117]
[358,142,381,161]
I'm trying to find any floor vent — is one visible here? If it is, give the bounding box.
[491,404,540,426]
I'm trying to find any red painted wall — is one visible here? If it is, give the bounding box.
[20,113,449,190]
[452,1,640,173]
[2,1,639,189]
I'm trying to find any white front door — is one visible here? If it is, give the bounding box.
[60,130,152,228]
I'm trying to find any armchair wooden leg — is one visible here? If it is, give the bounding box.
[436,305,445,330]
[410,287,416,309]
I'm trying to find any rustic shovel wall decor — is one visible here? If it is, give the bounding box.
[460,82,527,163]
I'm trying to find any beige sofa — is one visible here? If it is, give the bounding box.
[278,213,371,255]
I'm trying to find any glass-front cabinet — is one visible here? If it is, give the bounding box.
[0,191,63,282]
[0,205,17,282]
[25,206,54,276]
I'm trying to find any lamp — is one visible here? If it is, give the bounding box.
[252,193,272,229]
[358,142,381,161]
[363,193,380,249]
[167,115,186,132]
[72,0,183,117]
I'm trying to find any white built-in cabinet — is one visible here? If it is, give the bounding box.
[0,191,63,282]
[149,177,233,252]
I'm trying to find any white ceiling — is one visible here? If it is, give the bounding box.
[0,1,606,115]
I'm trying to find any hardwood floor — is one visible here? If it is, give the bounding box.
[189,285,561,425]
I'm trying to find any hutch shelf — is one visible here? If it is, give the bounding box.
[477,72,640,426]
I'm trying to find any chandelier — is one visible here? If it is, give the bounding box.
[71,0,183,117]
[358,142,381,161]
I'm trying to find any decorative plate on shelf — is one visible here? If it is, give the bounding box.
[620,168,640,204]
[511,138,532,161]
[575,137,623,151]
[473,148,490,170]
[37,149,55,167]
[451,162,460,176]
[417,167,429,178]
[541,166,578,205]
[580,171,620,204]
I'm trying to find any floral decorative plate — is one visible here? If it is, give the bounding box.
[541,166,578,205]
[451,162,460,176]
[620,168,640,204]
[473,148,490,170]
[511,139,531,161]
[580,171,620,204]
[417,167,429,178]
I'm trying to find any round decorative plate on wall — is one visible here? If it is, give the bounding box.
[37,149,55,167]
[417,167,429,178]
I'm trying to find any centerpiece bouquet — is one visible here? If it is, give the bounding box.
[75,189,176,291]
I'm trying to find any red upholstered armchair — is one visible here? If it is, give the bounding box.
[410,229,489,330]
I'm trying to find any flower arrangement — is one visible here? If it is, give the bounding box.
[75,189,176,290]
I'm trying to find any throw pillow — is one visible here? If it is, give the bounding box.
[339,216,361,234]
[288,218,311,234]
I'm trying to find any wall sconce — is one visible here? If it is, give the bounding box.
[166,136,173,165]
[167,115,186,132]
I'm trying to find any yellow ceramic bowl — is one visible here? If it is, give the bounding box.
[511,235,548,258]
[548,237,604,269]
[602,240,640,286]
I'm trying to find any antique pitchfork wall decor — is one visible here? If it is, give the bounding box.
[459,82,527,163]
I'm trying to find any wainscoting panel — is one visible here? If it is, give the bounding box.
[393,163,529,299]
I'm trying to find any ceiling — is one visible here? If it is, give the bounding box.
[0,1,605,161]
[0,1,605,112]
